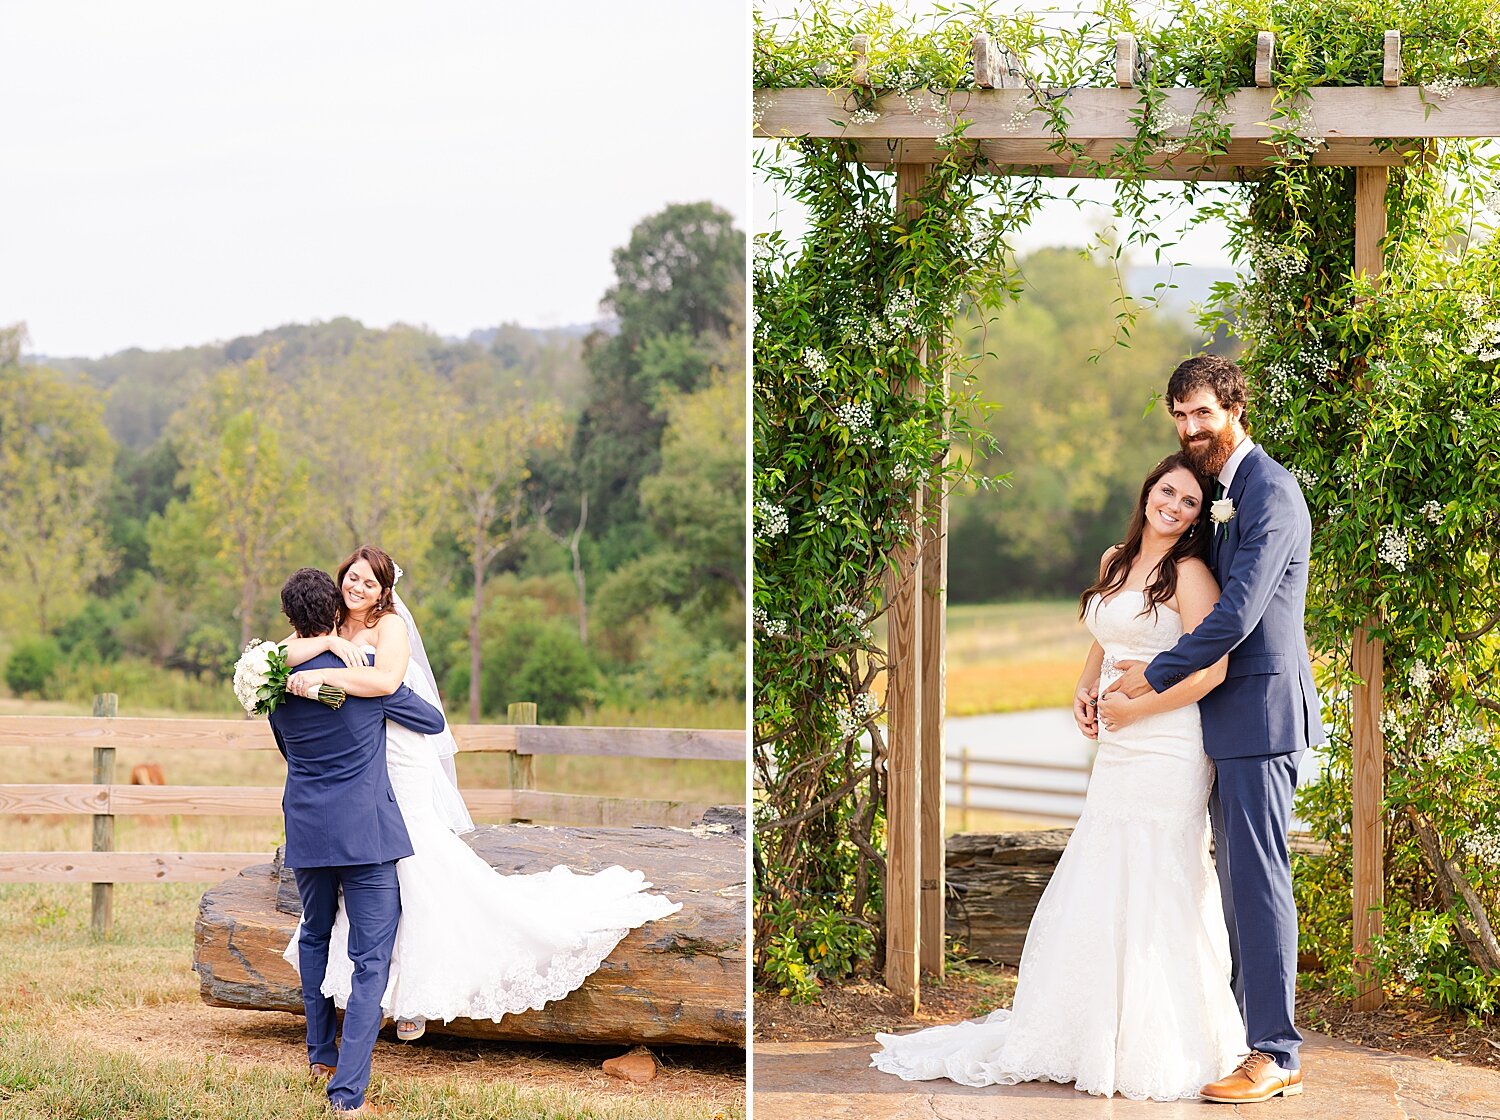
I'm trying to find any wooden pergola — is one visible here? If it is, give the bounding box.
[756,30,1500,1013]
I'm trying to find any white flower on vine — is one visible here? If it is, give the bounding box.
[755,500,790,539]
[1378,526,1411,571]
[1423,75,1465,99]
[815,503,836,527]
[802,346,830,387]
[834,400,873,431]
[1151,106,1192,155]
[1464,824,1500,867]
[892,461,911,483]
[853,691,879,719]
[752,606,789,638]
[1422,499,1444,525]
[752,92,776,133]
[1001,99,1032,133]
[1287,465,1317,490]
[1469,319,1500,361]
[1408,661,1432,695]
[835,708,859,740]
[849,107,881,125]
[753,236,775,270]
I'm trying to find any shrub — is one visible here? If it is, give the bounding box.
[5,639,61,696]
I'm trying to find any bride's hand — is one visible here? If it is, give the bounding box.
[327,636,365,668]
[1073,684,1099,740]
[291,671,327,698]
[1096,690,1141,734]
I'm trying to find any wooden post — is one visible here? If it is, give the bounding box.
[1352,165,1389,1011]
[1255,31,1275,89]
[506,701,537,824]
[1115,34,1139,89]
[919,380,949,979]
[91,692,117,938]
[883,162,929,1010]
[1383,31,1402,88]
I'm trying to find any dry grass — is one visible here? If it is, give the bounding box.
[0,884,744,1119]
[0,696,748,1116]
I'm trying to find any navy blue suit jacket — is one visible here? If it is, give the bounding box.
[269,650,444,867]
[1145,445,1326,760]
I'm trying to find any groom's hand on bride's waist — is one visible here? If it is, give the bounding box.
[1102,660,1151,699]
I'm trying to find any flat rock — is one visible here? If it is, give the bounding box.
[602,1045,659,1083]
[194,814,745,1047]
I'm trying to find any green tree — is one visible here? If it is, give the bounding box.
[165,359,312,649]
[949,249,1200,600]
[603,202,744,345]
[286,335,447,574]
[437,396,567,722]
[575,203,746,540]
[0,327,117,635]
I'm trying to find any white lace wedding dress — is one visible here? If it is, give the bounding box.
[871,591,1246,1100]
[283,656,682,1025]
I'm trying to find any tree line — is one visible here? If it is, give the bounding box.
[0,202,745,723]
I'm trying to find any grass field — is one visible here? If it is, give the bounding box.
[0,881,744,1119]
[0,697,746,1118]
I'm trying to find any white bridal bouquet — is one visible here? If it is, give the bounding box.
[233,640,346,715]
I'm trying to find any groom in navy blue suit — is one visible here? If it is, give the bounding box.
[268,567,444,1116]
[1105,355,1324,1104]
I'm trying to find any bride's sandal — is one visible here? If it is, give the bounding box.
[396,1018,426,1042]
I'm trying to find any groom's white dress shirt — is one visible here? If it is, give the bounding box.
[1218,436,1256,491]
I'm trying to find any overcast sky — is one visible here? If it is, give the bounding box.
[754,0,1236,272]
[2,2,748,358]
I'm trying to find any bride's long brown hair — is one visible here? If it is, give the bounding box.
[1078,452,1214,620]
[335,545,399,631]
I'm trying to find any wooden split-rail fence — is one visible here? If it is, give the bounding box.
[0,694,743,936]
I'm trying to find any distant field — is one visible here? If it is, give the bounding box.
[873,600,1093,716]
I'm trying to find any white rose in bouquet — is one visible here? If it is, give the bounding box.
[233,640,344,715]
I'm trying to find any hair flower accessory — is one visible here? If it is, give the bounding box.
[393,562,404,586]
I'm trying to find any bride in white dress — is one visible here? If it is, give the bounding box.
[281,545,680,1039]
[872,453,1248,1101]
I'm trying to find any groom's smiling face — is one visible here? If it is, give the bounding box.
[1171,387,1244,477]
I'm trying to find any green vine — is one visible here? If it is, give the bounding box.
[755,0,1500,1016]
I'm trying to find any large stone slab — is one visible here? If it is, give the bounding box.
[946,829,1070,964]
[193,812,745,1046]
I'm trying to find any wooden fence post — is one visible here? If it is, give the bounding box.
[1351,165,1389,1011]
[91,692,118,938]
[507,701,537,824]
[959,747,971,833]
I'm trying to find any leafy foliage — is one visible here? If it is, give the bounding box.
[3,205,744,726]
[755,0,1500,1014]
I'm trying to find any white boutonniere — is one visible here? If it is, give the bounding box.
[1211,498,1237,530]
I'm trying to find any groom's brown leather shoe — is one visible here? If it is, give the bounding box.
[1201,1051,1303,1103]
[329,1103,384,1117]
[309,1063,336,1081]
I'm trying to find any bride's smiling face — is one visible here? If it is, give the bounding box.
[342,559,383,614]
[1144,467,1204,540]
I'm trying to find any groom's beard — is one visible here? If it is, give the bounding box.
[1181,425,1238,476]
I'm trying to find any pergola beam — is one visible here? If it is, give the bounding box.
[756,84,1500,149]
[836,137,1423,180]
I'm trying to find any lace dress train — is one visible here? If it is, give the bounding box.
[871,592,1246,1100]
[284,717,680,1025]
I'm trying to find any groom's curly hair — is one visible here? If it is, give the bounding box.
[1166,353,1249,426]
[281,568,340,638]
